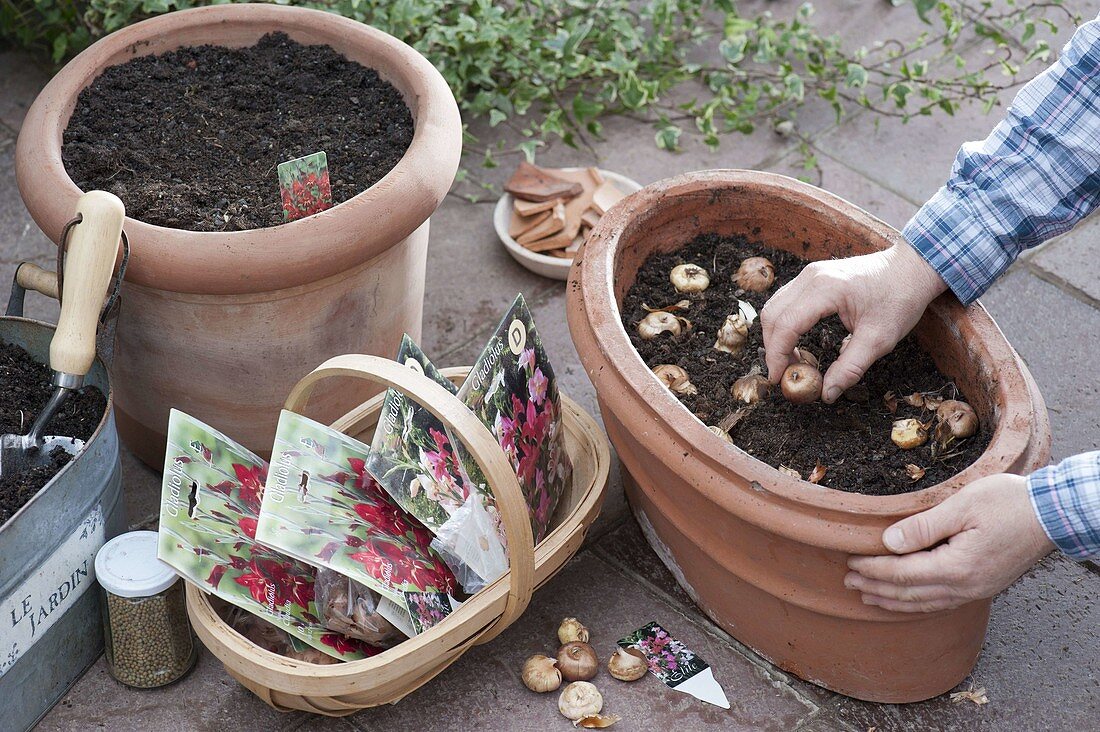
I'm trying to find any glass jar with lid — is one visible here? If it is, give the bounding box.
[95,531,197,688]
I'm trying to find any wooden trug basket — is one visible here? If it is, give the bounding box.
[185,355,611,715]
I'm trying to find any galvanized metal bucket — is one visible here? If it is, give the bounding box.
[0,280,123,731]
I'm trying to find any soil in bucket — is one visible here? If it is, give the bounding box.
[0,340,106,524]
[62,32,414,232]
[621,232,992,496]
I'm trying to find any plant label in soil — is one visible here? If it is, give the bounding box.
[256,409,459,635]
[278,151,333,221]
[619,621,730,709]
[158,409,380,660]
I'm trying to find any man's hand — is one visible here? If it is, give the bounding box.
[845,474,1056,612]
[760,243,947,403]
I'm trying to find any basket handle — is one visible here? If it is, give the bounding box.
[283,354,536,636]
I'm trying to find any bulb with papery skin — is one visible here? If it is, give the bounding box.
[735,256,775,292]
[714,313,749,354]
[781,363,822,403]
[638,311,681,339]
[936,399,979,439]
[669,264,710,293]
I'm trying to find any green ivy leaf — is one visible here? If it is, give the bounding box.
[655,123,682,151]
[845,63,868,88]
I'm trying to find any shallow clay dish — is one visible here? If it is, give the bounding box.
[494,168,642,280]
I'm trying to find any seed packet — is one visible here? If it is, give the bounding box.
[278,151,332,221]
[256,409,459,635]
[157,410,379,661]
[365,335,506,591]
[618,621,730,709]
[455,293,573,545]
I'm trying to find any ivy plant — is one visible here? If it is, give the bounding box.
[1,0,1077,168]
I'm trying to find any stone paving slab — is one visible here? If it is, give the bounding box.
[0,50,51,134]
[0,145,61,322]
[766,150,919,231]
[981,269,1100,459]
[825,554,1100,731]
[1029,213,1100,306]
[811,17,1080,208]
[595,503,1100,731]
[41,649,307,732]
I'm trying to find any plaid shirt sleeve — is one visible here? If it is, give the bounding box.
[1028,452,1100,559]
[903,13,1100,305]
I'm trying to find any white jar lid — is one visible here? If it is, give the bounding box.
[95,531,178,598]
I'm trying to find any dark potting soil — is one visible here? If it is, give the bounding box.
[0,340,107,525]
[621,233,992,496]
[62,32,414,232]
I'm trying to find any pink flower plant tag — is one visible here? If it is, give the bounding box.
[278,150,332,221]
[157,409,381,661]
[618,622,730,709]
[256,409,460,635]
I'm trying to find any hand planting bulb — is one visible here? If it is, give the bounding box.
[558,681,604,720]
[735,256,776,292]
[714,313,749,354]
[638,311,682,339]
[652,364,698,396]
[670,263,710,293]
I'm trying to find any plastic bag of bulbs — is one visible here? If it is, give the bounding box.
[314,568,405,647]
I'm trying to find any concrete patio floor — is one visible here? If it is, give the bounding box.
[2,2,1097,730]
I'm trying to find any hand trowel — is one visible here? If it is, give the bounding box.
[0,190,124,480]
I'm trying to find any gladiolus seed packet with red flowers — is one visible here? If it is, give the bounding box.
[257,409,460,635]
[157,409,381,661]
[278,151,333,221]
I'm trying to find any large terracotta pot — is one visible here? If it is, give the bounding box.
[15,4,461,466]
[567,170,1051,703]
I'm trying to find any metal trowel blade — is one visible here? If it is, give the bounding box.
[0,434,85,481]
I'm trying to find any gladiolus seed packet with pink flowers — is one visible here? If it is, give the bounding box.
[455,293,573,546]
[365,307,572,595]
[365,335,504,592]
[157,410,381,661]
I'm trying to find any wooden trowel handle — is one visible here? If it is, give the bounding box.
[15,263,60,301]
[50,191,124,382]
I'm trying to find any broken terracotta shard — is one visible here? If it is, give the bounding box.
[504,161,583,201]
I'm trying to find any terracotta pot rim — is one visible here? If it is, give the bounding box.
[14,3,461,295]
[572,169,1035,517]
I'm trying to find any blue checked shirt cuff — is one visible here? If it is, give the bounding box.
[1027,452,1100,560]
[902,187,1013,305]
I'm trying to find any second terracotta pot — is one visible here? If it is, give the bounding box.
[15,5,462,465]
[567,170,1051,703]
